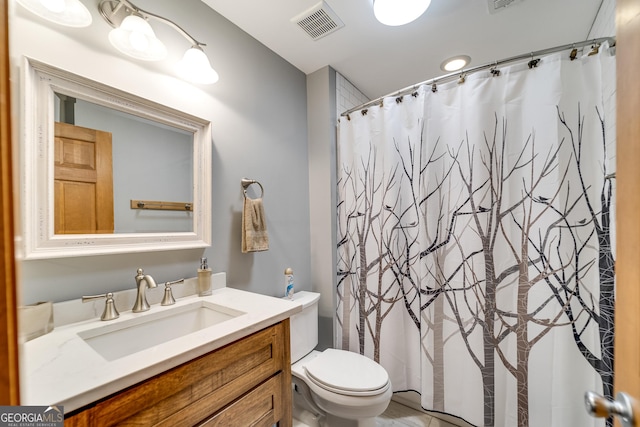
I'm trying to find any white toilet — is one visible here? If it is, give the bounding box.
[286,291,392,427]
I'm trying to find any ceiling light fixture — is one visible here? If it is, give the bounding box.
[373,0,431,26]
[16,0,92,27]
[441,55,471,72]
[99,0,218,84]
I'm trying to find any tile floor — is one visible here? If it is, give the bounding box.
[376,401,462,427]
[292,397,473,427]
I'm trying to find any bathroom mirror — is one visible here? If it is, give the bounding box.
[20,57,212,259]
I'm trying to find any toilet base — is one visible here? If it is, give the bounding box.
[324,413,377,427]
[292,410,376,427]
[293,381,382,427]
[293,408,322,427]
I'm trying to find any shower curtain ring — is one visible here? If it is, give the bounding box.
[570,47,578,61]
[490,62,501,77]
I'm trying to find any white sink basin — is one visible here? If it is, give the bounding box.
[78,300,245,361]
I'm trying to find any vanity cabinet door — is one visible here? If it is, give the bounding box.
[64,320,292,427]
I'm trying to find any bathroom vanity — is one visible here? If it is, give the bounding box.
[65,321,291,426]
[21,285,301,426]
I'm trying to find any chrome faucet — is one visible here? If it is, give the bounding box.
[132,268,157,312]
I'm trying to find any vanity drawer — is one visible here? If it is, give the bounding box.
[198,372,284,426]
[64,319,292,426]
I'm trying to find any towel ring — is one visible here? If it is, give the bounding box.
[241,178,264,199]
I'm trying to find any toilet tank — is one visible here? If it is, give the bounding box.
[285,291,320,363]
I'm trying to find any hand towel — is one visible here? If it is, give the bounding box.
[242,197,269,253]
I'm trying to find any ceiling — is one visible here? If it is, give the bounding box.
[201,0,605,101]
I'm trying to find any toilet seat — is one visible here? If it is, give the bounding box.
[303,349,390,397]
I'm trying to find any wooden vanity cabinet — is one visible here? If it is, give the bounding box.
[65,320,292,427]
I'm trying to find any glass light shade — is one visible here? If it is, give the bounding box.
[108,15,167,61]
[41,0,65,13]
[373,0,431,26]
[175,46,219,85]
[16,0,92,27]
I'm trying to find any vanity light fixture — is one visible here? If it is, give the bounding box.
[98,0,219,84]
[373,0,431,26]
[440,55,471,72]
[16,0,92,27]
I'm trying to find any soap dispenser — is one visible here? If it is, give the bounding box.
[198,257,212,296]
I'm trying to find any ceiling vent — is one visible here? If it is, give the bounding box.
[291,1,344,41]
[487,0,524,14]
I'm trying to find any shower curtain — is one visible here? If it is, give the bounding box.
[336,46,615,427]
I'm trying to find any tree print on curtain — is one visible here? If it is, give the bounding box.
[336,47,615,427]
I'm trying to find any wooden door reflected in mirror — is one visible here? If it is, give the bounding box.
[54,122,114,234]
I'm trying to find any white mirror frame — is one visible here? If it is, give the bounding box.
[20,57,212,259]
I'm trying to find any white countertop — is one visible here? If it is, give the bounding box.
[20,286,302,412]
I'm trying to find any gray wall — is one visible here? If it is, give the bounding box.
[72,99,194,234]
[11,0,311,304]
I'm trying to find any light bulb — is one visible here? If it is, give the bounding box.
[128,31,149,53]
[374,0,431,26]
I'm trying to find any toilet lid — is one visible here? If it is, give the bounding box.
[303,349,389,396]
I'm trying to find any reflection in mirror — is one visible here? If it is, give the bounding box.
[21,57,212,259]
[53,94,194,234]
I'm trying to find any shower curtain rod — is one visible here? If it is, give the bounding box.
[340,36,615,117]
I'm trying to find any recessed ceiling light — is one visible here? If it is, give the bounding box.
[373,0,431,26]
[441,55,471,72]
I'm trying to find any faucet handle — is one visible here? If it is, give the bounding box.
[161,279,184,306]
[82,292,120,321]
